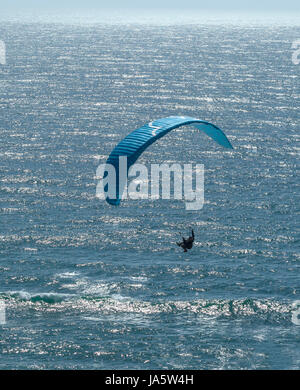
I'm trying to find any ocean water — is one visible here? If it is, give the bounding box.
[0,21,299,369]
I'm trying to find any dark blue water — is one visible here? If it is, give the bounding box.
[0,22,299,369]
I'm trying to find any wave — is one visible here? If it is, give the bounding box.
[0,290,293,322]
[1,290,76,304]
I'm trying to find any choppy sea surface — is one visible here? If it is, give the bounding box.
[0,20,299,369]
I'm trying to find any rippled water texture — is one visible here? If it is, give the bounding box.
[0,22,299,369]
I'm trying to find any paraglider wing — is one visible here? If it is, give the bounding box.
[104,116,233,205]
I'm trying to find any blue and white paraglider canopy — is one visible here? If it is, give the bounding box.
[103,115,233,205]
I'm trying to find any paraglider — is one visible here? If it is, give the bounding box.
[101,115,233,206]
[177,229,195,252]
